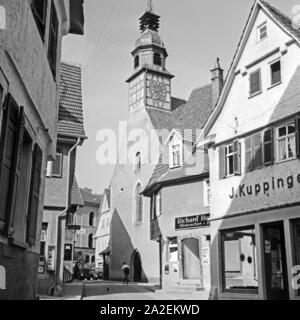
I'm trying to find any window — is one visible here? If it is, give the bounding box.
[134,55,139,69]
[292,219,300,296]
[88,234,93,249]
[64,244,72,261]
[91,255,95,263]
[152,191,162,220]
[85,255,90,264]
[135,183,143,224]
[277,122,296,162]
[203,180,210,207]
[219,141,241,179]
[169,135,182,168]
[153,53,162,66]
[52,150,62,177]
[48,0,58,77]
[257,22,267,41]
[89,212,94,226]
[135,152,141,172]
[31,0,48,40]
[270,60,281,86]
[221,227,258,292]
[249,69,261,96]
[168,238,178,262]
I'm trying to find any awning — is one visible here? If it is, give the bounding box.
[99,247,110,256]
[69,0,85,35]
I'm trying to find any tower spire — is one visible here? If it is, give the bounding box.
[147,0,153,12]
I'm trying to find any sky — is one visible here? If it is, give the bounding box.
[62,0,299,195]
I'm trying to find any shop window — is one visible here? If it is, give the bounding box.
[249,69,261,96]
[257,22,267,41]
[48,0,58,78]
[219,141,241,178]
[270,60,281,86]
[168,238,178,262]
[221,227,258,292]
[31,0,48,41]
[134,183,143,224]
[292,219,300,296]
[276,122,296,162]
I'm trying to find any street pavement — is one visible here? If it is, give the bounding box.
[39,280,210,300]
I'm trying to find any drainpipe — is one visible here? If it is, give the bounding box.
[52,137,81,295]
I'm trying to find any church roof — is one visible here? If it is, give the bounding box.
[58,62,87,139]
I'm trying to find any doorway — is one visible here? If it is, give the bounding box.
[262,222,289,300]
[132,251,142,282]
[182,238,201,279]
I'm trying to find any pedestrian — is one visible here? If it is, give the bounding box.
[121,262,130,286]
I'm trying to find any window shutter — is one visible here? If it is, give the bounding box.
[263,128,274,165]
[0,95,19,226]
[296,114,300,158]
[219,146,226,179]
[233,141,241,175]
[253,132,263,169]
[245,136,253,173]
[250,70,261,95]
[27,144,43,246]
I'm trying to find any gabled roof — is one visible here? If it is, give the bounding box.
[58,62,87,139]
[71,176,84,207]
[80,188,101,206]
[98,188,111,214]
[197,0,300,144]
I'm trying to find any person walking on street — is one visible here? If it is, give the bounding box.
[121,262,130,285]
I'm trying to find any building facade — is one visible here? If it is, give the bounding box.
[95,188,111,279]
[201,0,300,300]
[0,0,84,300]
[74,188,101,268]
[38,62,87,296]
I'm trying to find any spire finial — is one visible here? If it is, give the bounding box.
[147,0,153,12]
[215,57,221,69]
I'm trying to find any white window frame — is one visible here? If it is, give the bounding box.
[203,180,210,207]
[257,22,267,42]
[276,121,296,163]
[225,143,235,177]
[169,135,183,169]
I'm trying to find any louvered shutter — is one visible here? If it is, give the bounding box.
[27,144,43,246]
[296,114,300,158]
[233,141,241,175]
[245,136,253,173]
[250,70,261,95]
[253,133,263,169]
[263,128,274,165]
[219,146,226,179]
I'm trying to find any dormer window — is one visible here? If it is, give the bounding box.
[169,135,182,169]
[153,53,162,66]
[134,55,139,69]
[257,22,267,41]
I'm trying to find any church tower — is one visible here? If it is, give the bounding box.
[126,0,174,113]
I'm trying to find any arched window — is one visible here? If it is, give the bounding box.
[135,183,143,224]
[89,212,94,226]
[153,53,162,66]
[91,255,95,263]
[134,55,139,68]
[85,255,90,263]
[135,152,141,172]
[88,234,93,249]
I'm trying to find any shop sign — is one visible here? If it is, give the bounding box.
[175,214,210,230]
[47,246,56,271]
[202,247,210,264]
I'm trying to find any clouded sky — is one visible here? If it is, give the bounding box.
[62,0,299,195]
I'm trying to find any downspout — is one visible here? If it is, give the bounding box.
[53,137,81,294]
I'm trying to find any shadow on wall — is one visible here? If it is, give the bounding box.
[208,66,300,300]
[110,209,148,282]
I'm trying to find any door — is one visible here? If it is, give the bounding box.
[132,251,142,282]
[263,222,289,300]
[182,238,201,279]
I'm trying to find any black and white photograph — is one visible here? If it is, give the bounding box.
[0,0,300,308]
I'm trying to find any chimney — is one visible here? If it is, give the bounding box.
[211,58,224,108]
